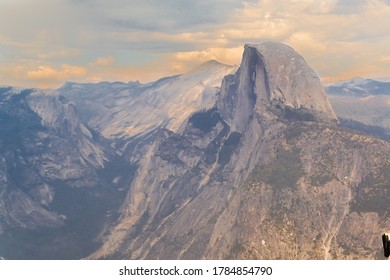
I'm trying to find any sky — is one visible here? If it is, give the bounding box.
[1,0,390,88]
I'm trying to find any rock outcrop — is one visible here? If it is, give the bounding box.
[218,42,337,133]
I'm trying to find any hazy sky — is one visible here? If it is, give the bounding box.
[1,0,390,88]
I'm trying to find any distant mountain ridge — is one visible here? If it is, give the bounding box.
[326,78,390,139]
[327,78,390,96]
[58,60,237,140]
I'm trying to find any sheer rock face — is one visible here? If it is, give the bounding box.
[218,42,337,133]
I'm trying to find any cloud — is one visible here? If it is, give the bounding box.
[26,64,87,81]
[170,46,243,72]
[33,49,82,60]
[71,0,246,32]
[91,56,115,66]
[381,56,390,62]
[213,0,390,81]
[2,0,390,87]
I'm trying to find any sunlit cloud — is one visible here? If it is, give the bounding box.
[32,49,82,60]
[381,56,390,62]
[26,65,87,80]
[286,32,328,53]
[21,65,88,88]
[171,46,243,70]
[90,56,115,66]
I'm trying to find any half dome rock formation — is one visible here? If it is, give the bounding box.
[218,42,337,132]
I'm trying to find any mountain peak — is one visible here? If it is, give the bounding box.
[191,59,235,73]
[200,59,225,67]
[246,42,337,116]
[218,41,337,131]
[245,41,296,55]
[327,77,390,96]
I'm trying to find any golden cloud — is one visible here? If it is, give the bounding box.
[168,46,243,73]
[381,56,390,62]
[91,55,115,66]
[26,64,87,80]
[286,32,327,53]
[322,63,386,84]
[173,46,243,63]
